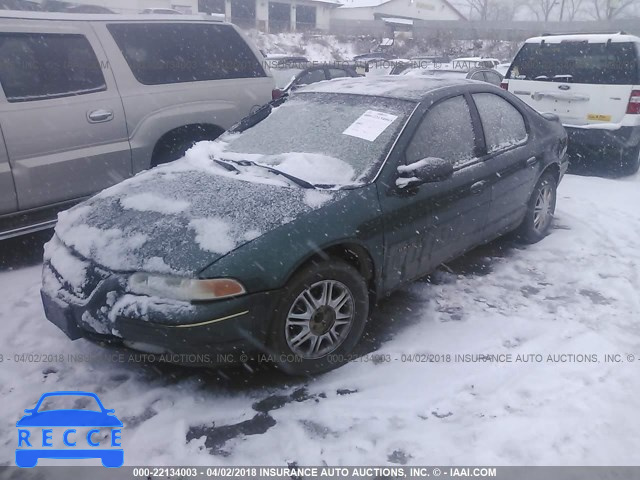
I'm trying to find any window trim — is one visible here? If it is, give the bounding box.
[0,32,107,103]
[402,93,485,171]
[469,91,530,159]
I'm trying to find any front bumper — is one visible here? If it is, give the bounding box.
[41,260,279,367]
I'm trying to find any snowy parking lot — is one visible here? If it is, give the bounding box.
[1,167,639,467]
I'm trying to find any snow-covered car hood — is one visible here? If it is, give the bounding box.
[52,149,342,276]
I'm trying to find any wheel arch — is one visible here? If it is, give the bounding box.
[150,123,225,167]
[541,161,560,184]
[285,240,378,299]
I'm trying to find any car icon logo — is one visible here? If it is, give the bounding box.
[16,391,123,468]
[558,84,571,90]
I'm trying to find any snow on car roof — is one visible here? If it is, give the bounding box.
[526,33,640,44]
[299,76,470,101]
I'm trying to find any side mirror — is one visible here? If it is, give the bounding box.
[396,157,453,189]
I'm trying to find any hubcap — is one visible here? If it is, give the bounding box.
[533,183,555,234]
[285,280,355,359]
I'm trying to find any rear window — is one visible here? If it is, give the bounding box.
[0,33,106,103]
[107,23,266,85]
[508,41,640,85]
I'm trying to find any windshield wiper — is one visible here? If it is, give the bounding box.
[231,159,316,189]
[213,158,240,173]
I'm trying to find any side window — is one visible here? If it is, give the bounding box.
[469,71,484,81]
[484,71,502,86]
[0,33,106,103]
[328,68,348,79]
[473,93,527,153]
[405,95,477,167]
[296,68,326,86]
[107,23,266,85]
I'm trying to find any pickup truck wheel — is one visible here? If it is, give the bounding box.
[515,172,557,244]
[268,260,369,376]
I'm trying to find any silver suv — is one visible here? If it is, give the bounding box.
[0,11,275,240]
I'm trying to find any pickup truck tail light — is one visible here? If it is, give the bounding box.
[626,90,640,114]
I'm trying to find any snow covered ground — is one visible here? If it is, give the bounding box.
[1,169,639,467]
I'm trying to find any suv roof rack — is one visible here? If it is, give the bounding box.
[541,31,627,36]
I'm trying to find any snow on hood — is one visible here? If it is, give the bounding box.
[53,146,344,276]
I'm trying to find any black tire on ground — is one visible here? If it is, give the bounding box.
[151,125,223,167]
[268,260,369,376]
[515,172,558,244]
[619,145,640,176]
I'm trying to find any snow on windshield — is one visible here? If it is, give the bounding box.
[217,93,415,185]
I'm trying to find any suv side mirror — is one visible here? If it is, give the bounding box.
[396,157,454,189]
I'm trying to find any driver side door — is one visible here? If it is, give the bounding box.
[379,94,495,291]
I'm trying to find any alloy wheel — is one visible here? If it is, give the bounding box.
[533,183,555,234]
[285,280,355,359]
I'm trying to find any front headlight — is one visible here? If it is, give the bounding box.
[128,273,246,301]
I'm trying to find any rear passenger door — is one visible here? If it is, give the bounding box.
[0,124,17,215]
[471,92,538,236]
[0,23,131,211]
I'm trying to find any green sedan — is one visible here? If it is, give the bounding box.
[41,76,568,375]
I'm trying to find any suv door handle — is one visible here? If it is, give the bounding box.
[526,156,538,167]
[87,109,114,123]
[470,180,488,194]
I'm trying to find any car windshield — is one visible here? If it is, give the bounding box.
[508,42,640,84]
[36,394,101,412]
[214,92,415,186]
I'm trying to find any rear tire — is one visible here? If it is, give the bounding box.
[619,145,640,176]
[268,260,369,376]
[515,172,557,244]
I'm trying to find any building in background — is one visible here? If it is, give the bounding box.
[26,0,200,13]
[2,0,464,32]
[199,0,339,32]
[332,0,465,24]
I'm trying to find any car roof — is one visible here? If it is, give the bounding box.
[526,32,640,44]
[0,10,222,22]
[298,76,474,102]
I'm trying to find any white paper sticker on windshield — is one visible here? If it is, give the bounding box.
[342,110,398,142]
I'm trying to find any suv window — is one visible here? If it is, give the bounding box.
[107,23,266,85]
[0,33,106,103]
[473,93,527,153]
[508,42,640,85]
[406,95,476,167]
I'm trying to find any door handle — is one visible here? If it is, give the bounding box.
[87,109,114,123]
[526,156,538,167]
[470,180,488,194]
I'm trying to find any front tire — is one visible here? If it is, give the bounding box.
[268,260,369,376]
[516,172,557,244]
